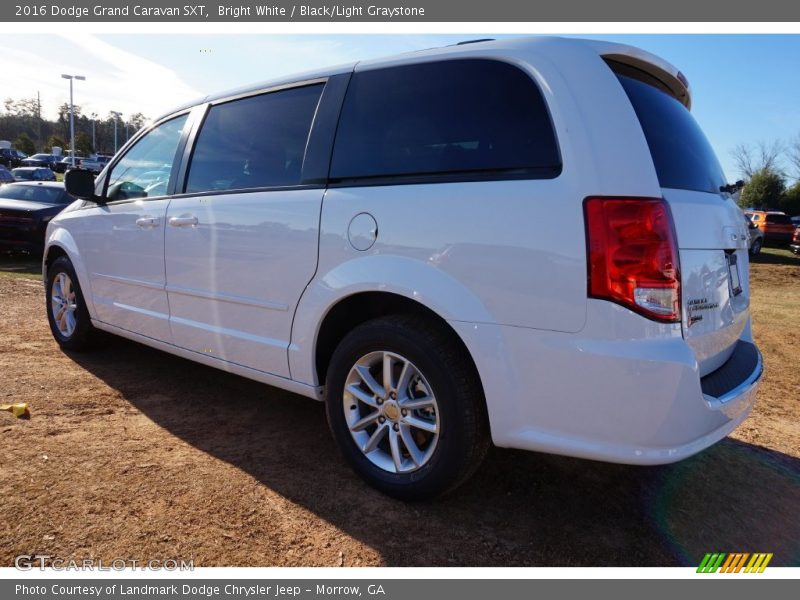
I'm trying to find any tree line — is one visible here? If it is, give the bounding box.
[731,138,799,214]
[2,93,798,217]
[0,96,147,156]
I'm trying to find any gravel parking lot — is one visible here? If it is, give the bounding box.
[1,251,798,567]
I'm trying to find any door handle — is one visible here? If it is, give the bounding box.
[169,215,198,228]
[135,216,159,228]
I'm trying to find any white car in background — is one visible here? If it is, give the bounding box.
[45,37,761,499]
[79,155,112,173]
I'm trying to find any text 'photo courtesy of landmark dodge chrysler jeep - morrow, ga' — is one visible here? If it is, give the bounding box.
[47,37,762,500]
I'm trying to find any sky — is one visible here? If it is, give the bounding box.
[2,33,799,181]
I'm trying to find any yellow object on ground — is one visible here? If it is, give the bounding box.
[0,403,30,419]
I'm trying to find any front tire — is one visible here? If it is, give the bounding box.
[325,315,489,500]
[750,238,762,256]
[45,256,97,351]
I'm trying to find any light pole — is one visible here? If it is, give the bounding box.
[91,112,98,152]
[110,111,122,153]
[61,74,85,165]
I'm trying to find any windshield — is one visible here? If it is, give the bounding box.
[0,185,68,203]
[30,154,51,160]
[12,169,34,180]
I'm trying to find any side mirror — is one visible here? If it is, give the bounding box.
[64,168,98,201]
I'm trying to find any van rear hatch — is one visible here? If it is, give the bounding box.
[608,59,751,376]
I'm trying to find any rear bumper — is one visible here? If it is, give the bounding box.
[450,300,761,465]
[701,341,761,409]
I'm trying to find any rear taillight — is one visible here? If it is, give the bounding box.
[584,197,681,323]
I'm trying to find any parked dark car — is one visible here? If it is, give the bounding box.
[55,156,84,173]
[0,182,75,254]
[791,227,800,255]
[0,165,15,185]
[12,167,57,182]
[21,153,60,170]
[0,148,26,169]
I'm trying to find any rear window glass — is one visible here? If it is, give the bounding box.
[330,59,561,182]
[0,185,67,203]
[611,64,725,194]
[766,214,791,224]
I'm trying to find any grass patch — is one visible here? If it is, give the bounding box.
[752,246,799,266]
[0,254,41,280]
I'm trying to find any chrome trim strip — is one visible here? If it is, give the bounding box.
[91,273,289,311]
[92,272,164,291]
[165,284,289,312]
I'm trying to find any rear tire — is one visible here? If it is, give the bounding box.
[45,256,97,351]
[325,315,490,500]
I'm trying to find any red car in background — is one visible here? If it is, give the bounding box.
[745,211,795,245]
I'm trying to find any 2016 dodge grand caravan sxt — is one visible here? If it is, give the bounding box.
[47,37,762,499]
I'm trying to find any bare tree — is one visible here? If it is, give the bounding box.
[730,140,784,178]
[127,112,147,133]
[57,102,82,140]
[788,134,800,180]
[3,97,40,118]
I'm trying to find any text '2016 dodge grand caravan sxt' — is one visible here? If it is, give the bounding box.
[47,37,762,499]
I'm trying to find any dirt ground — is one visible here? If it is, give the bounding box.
[0,251,798,567]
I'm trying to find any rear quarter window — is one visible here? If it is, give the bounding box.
[330,59,561,183]
[609,61,726,195]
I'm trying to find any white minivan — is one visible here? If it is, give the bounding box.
[47,37,762,499]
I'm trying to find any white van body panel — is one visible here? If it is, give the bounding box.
[43,36,761,469]
[72,199,173,342]
[164,189,324,378]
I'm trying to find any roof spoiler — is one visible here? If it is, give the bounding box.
[583,41,692,109]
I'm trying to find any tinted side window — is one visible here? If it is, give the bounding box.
[611,64,726,194]
[106,114,188,202]
[186,84,324,193]
[330,59,561,182]
[766,214,791,224]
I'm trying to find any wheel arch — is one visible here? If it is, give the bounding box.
[43,230,96,318]
[312,291,485,391]
[289,255,497,388]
